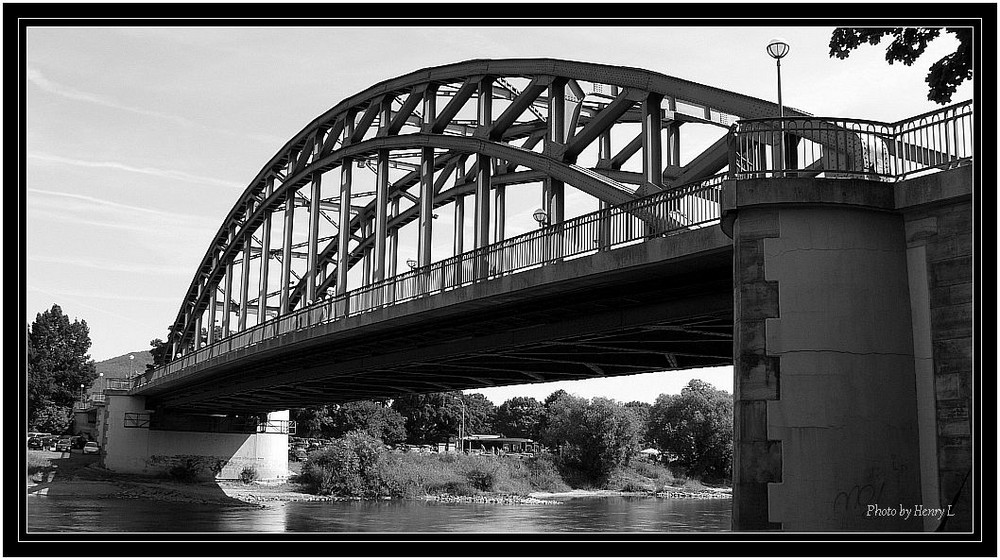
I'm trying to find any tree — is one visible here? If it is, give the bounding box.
[27,305,98,426]
[647,379,733,482]
[539,393,643,482]
[829,27,972,104]
[623,400,653,447]
[494,396,545,439]
[290,406,333,438]
[32,403,72,434]
[390,391,496,444]
[146,336,172,371]
[327,400,406,444]
[461,393,496,435]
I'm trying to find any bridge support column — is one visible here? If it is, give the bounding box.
[722,178,923,531]
[100,393,291,482]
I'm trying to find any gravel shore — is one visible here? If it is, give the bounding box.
[28,450,731,507]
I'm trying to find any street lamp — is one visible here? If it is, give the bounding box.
[128,354,135,379]
[406,259,418,270]
[767,38,790,175]
[532,208,548,228]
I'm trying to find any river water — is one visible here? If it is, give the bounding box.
[27,495,731,533]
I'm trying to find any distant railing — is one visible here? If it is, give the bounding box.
[731,100,973,181]
[105,378,132,391]
[140,176,725,388]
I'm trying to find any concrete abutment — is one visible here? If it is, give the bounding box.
[99,392,290,482]
[722,167,973,532]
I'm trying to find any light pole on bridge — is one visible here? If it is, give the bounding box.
[767,38,790,176]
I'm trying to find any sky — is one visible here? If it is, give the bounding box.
[22,23,973,405]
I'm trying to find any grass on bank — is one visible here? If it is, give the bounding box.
[293,433,703,499]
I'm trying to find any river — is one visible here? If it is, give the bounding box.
[27,495,731,533]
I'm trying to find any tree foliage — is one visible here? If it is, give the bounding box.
[648,379,733,482]
[494,396,545,439]
[829,27,972,104]
[328,400,407,444]
[27,304,98,427]
[539,393,643,482]
[299,430,393,497]
[147,336,172,371]
[389,392,497,444]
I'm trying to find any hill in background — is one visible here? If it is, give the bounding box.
[94,351,154,378]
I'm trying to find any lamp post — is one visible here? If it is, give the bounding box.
[128,354,135,379]
[766,38,790,175]
[406,259,418,271]
[532,208,548,229]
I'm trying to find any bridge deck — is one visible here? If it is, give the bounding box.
[137,225,732,412]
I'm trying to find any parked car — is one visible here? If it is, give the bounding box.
[82,441,100,454]
[27,437,43,450]
[55,438,73,452]
[288,447,308,462]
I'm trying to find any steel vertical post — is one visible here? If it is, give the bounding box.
[494,180,505,242]
[306,173,322,304]
[546,78,565,224]
[257,176,273,322]
[453,194,464,256]
[388,197,399,278]
[222,230,234,338]
[194,315,202,350]
[337,112,356,297]
[643,92,663,191]
[418,86,437,268]
[598,131,612,249]
[474,76,493,251]
[666,97,681,168]
[279,193,295,314]
[207,259,218,344]
[238,232,251,331]
[374,149,389,281]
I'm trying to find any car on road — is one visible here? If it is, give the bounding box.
[82,441,100,454]
[289,447,308,462]
[27,437,44,450]
[55,438,73,452]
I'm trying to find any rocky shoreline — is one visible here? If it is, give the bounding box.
[28,451,731,508]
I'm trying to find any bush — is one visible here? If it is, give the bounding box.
[299,431,393,498]
[148,455,227,482]
[239,466,258,484]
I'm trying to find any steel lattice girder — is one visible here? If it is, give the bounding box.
[169,58,805,350]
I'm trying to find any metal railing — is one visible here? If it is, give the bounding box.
[141,176,724,388]
[731,100,973,181]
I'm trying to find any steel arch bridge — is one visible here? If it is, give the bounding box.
[164,59,794,354]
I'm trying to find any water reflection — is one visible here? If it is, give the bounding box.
[28,495,731,533]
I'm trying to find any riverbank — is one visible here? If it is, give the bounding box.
[27,450,730,507]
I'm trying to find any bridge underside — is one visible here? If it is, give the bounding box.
[141,233,733,413]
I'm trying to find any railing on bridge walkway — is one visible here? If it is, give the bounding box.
[731,100,973,181]
[140,176,725,388]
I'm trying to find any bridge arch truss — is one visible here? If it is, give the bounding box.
[166,58,796,356]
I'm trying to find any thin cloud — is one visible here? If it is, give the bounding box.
[27,67,284,146]
[27,286,178,304]
[28,254,192,276]
[28,152,245,190]
[28,187,203,219]
[27,286,152,327]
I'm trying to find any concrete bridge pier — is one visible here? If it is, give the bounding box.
[99,392,290,482]
[723,177,933,531]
